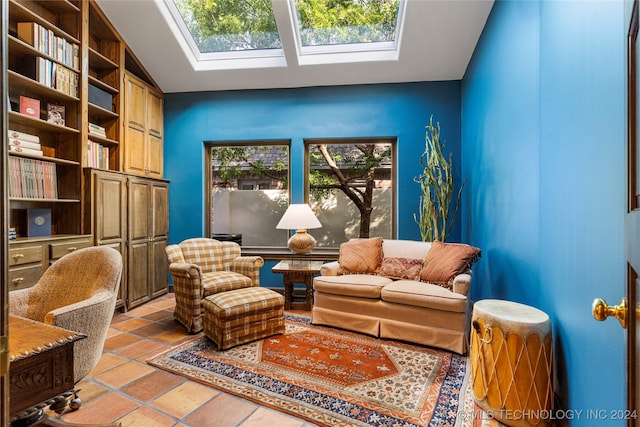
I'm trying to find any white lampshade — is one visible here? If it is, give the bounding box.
[276,204,322,254]
[276,204,322,230]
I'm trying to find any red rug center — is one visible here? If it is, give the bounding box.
[260,330,398,386]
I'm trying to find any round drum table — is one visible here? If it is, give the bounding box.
[470,299,553,427]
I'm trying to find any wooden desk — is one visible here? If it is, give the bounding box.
[272,260,324,310]
[9,315,86,419]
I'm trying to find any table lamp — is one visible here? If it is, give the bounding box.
[276,203,322,254]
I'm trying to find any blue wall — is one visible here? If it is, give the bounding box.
[462,0,626,423]
[164,82,462,287]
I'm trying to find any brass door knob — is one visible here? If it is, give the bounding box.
[592,297,627,329]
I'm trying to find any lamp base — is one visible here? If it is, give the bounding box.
[288,229,316,254]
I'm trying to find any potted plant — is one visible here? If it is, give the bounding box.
[414,115,466,242]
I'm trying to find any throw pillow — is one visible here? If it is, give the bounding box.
[378,257,423,280]
[339,237,383,274]
[419,241,481,287]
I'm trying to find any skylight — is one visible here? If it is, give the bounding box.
[170,0,282,53]
[163,0,405,71]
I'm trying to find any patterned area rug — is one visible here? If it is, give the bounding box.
[147,313,477,427]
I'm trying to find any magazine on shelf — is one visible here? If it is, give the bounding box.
[46,103,65,126]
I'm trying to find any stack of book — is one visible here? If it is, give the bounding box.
[88,123,106,138]
[9,227,16,241]
[8,156,58,199]
[8,129,43,156]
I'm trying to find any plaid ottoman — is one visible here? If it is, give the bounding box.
[203,287,285,350]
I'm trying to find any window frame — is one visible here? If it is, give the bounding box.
[204,140,291,247]
[303,137,397,248]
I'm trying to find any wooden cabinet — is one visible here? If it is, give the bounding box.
[123,72,163,179]
[128,177,169,309]
[85,169,168,310]
[9,235,92,292]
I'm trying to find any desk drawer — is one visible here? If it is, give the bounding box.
[9,265,43,291]
[9,245,42,267]
[49,239,92,260]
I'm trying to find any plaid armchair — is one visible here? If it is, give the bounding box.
[165,238,264,333]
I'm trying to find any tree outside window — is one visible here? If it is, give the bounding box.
[306,139,395,247]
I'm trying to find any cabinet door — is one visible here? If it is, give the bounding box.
[127,178,151,308]
[151,181,169,297]
[128,179,150,242]
[94,171,127,308]
[148,89,163,138]
[147,89,163,178]
[151,181,168,238]
[128,240,150,308]
[124,74,148,176]
[151,237,168,298]
[95,172,127,245]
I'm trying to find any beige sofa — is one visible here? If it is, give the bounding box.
[311,238,480,354]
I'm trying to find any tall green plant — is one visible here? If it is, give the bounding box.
[414,116,465,242]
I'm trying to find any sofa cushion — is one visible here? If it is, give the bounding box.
[313,274,392,299]
[419,241,481,287]
[381,280,467,313]
[381,239,432,260]
[338,237,383,274]
[378,257,423,280]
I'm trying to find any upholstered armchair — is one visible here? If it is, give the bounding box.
[165,237,265,333]
[9,246,122,385]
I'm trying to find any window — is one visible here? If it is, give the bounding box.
[293,0,404,65]
[163,0,405,70]
[305,138,395,248]
[206,142,290,247]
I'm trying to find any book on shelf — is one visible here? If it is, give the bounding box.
[8,227,16,241]
[8,145,43,156]
[17,22,79,70]
[8,156,57,199]
[8,138,41,150]
[8,129,40,143]
[21,56,79,97]
[87,140,109,169]
[19,96,40,119]
[46,103,65,126]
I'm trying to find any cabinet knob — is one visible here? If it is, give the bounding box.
[12,253,24,260]
[67,247,77,252]
[11,277,24,285]
[97,240,103,246]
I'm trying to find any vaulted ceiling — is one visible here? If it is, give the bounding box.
[96,0,494,93]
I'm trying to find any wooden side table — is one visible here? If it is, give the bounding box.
[272,260,324,310]
[9,315,86,422]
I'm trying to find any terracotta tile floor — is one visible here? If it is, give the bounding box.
[41,293,318,427]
